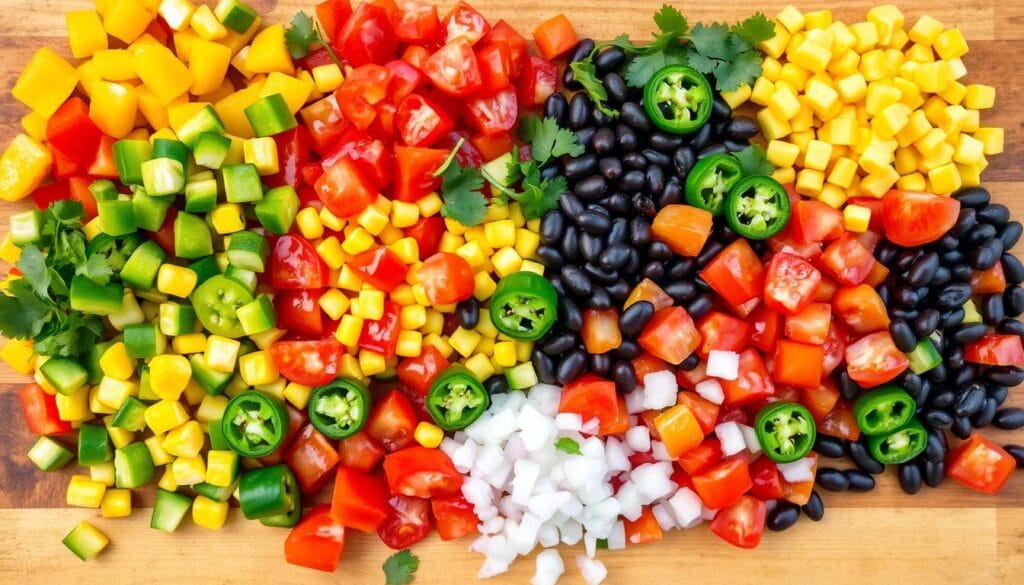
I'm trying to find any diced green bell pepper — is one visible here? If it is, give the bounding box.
[244,94,297,137]
[111,395,149,432]
[113,139,152,186]
[151,138,190,169]
[185,175,219,213]
[77,423,113,466]
[69,276,124,315]
[121,240,166,291]
[214,0,258,33]
[27,436,74,471]
[174,212,214,259]
[132,189,173,231]
[222,163,263,203]
[194,132,232,169]
[97,199,137,236]
[189,255,222,286]
[10,209,43,247]
[141,158,185,196]
[123,323,167,359]
[189,354,233,396]
[226,230,269,272]
[254,185,299,235]
[89,179,119,202]
[175,104,225,149]
[237,294,276,335]
[114,442,155,488]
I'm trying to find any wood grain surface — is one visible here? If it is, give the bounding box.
[1,0,1023,583]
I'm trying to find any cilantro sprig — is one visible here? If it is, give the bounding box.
[734,144,775,177]
[572,5,775,115]
[383,549,419,585]
[284,11,343,69]
[436,139,489,227]
[0,201,114,359]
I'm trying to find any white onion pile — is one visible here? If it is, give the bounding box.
[441,375,749,583]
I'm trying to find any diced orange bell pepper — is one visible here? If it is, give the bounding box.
[653,403,704,458]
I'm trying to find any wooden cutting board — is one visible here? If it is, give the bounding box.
[1,1,1023,583]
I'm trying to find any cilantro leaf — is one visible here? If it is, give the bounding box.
[16,245,52,302]
[383,549,419,585]
[624,46,688,88]
[0,280,49,339]
[715,49,763,92]
[555,437,582,455]
[733,13,776,46]
[78,253,114,286]
[688,22,731,58]
[440,162,487,227]
[284,11,342,68]
[570,61,618,118]
[653,4,688,36]
[520,116,583,165]
[734,144,776,177]
[33,313,104,358]
[511,164,565,220]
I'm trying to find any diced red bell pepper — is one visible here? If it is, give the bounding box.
[720,349,775,406]
[348,247,408,292]
[696,311,751,359]
[18,383,72,435]
[46,97,104,168]
[559,374,618,428]
[532,14,578,60]
[31,181,71,210]
[315,0,353,40]
[692,457,753,510]
[330,465,390,533]
[393,146,447,201]
[284,505,346,572]
[383,446,463,498]
[431,493,479,541]
[946,433,1017,494]
[784,302,832,345]
[516,56,557,108]
[403,216,445,258]
[772,340,825,390]
[749,304,783,353]
[678,437,724,475]
[964,335,1024,366]
[748,456,787,500]
[314,157,377,218]
[265,126,314,189]
[357,300,401,358]
[700,239,765,311]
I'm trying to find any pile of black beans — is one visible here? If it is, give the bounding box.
[530,39,762,393]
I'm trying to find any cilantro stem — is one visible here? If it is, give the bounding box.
[433,138,465,178]
[314,24,344,70]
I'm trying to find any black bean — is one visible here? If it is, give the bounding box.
[607,280,631,302]
[577,210,612,235]
[925,430,947,462]
[485,376,509,395]
[597,157,622,181]
[997,318,1024,341]
[913,309,941,337]
[995,407,1024,430]
[950,263,973,282]
[689,123,713,151]
[686,293,714,320]
[698,143,728,158]
[664,281,697,304]
[972,397,998,428]
[927,363,948,382]
[838,371,862,401]
[561,65,582,90]
[898,462,923,495]
[645,165,666,195]
[923,408,953,429]
[724,116,758,139]
[532,350,557,384]
[584,263,618,286]
[574,127,596,147]
[646,241,672,261]
[561,265,592,298]
[906,252,940,287]
[559,226,580,262]
[648,132,684,151]
[812,435,846,459]
[1000,221,1023,250]
[612,360,637,393]
[603,72,628,104]
[615,340,640,360]
[923,459,945,487]
[802,491,825,521]
[955,386,986,418]
[978,203,1010,226]
[930,389,956,409]
[897,249,923,271]
[953,187,991,209]
[615,124,638,151]
[767,502,801,532]
[588,287,614,310]
[930,266,952,286]
[594,46,626,75]
[543,333,577,356]
[845,469,876,492]
[965,223,997,247]
[622,250,640,276]
[591,106,614,128]
[559,192,584,218]
[618,301,654,336]
[673,146,696,175]
[622,151,646,170]
[970,238,1004,270]
[568,94,593,130]
[990,385,1010,405]
[1005,445,1024,468]
[951,415,973,439]
[590,126,614,155]
[640,148,671,168]
[986,365,1024,387]
[891,308,919,321]
[544,93,569,126]
[951,208,978,236]
[537,245,565,270]
[590,352,612,376]
[539,211,565,245]
[696,240,726,267]
[937,282,973,309]
[982,294,1005,325]
[596,244,628,272]
[848,440,885,474]
[564,154,598,180]
[938,234,960,250]
[641,261,665,282]
[816,468,850,492]
[549,276,566,296]
[619,170,645,192]
[556,350,587,384]
[579,233,602,264]
[568,38,596,63]
[606,192,630,214]
[1005,286,1024,317]
[889,320,917,352]
[658,179,684,207]
[951,322,987,345]
[456,297,480,330]
[620,102,651,132]
[940,308,965,328]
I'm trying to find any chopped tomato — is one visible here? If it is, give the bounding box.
[336,2,397,67]
[301,94,351,151]
[882,190,960,247]
[335,64,391,130]
[772,340,824,390]
[330,465,390,533]
[314,157,377,218]
[424,39,483,96]
[696,311,751,358]
[284,505,346,572]
[394,146,447,201]
[378,495,433,550]
[476,41,513,95]
[581,308,622,354]
[401,44,430,69]
[471,132,514,162]
[819,233,875,286]
[358,301,401,358]
[404,216,445,258]
[653,404,704,458]
[383,446,463,498]
[676,391,720,435]
[817,399,860,441]
[633,353,671,381]
[784,302,832,345]
[845,331,910,387]
[395,93,455,148]
[397,346,450,397]
[275,289,325,337]
[285,424,341,493]
[320,129,393,190]
[338,430,386,471]
[749,305,782,353]
[418,252,475,304]
[271,235,329,290]
[316,0,353,40]
[348,247,409,292]
[862,260,890,288]
[801,378,840,423]
[710,495,766,549]
[435,130,483,167]
[821,320,847,377]
[482,20,528,75]
[366,391,419,452]
[652,204,713,257]
[624,507,664,545]
[720,349,775,406]
[625,278,674,311]
[700,239,765,310]
[533,14,578,59]
[466,87,518,137]
[675,361,707,391]
[789,199,845,243]
[678,437,723,475]
[442,1,490,45]
[391,0,440,44]
[816,276,839,302]
[832,284,890,335]
[971,262,1008,295]
[265,126,314,189]
[748,456,787,500]
[559,374,618,428]
[270,339,342,386]
[764,252,822,315]
[964,335,1024,366]
[31,181,71,210]
[431,494,479,540]
[638,307,701,365]
[516,56,558,108]
[946,433,1017,494]
[17,383,72,435]
[598,397,629,435]
[692,457,753,510]
[768,226,823,260]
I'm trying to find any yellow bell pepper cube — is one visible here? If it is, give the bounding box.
[395,330,423,358]
[358,349,387,376]
[720,83,752,110]
[133,44,193,105]
[96,376,138,410]
[157,264,198,298]
[963,84,996,110]
[56,387,92,423]
[335,314,364,347]
[464,353,495,380]
[190,4,227,40]
[189,39,232,96]
[19,112,46,143]
[243,137,280,175]
[338,353,364,381]
[353,289,385,321]
[13,48,78,117]
[260,72,313,114]
[100,342,136,381]
[205,335,241,372]
[215,82,264,138]
[192,495,229,529]
[247,24,294,75]
[159,0,195,31]
[1,340,35,376]
[843,204,872,233]
[484,219,517,249]
[0,134,52,202]
[238,350,279,386]
[908,15,943,45]
[144,434,174,466]
[91,49,136,81]
[100,488,132,518]
[974,128,1004,156]
[67,475,107,508]
[195,394,229,423]
[934,28,969,61]
[172,455,207,486]
[89,462,116,487]
[102,0,153,43]
[928,162,962,195]
[88,81,138,138]
[145,399,190,435]
[135,85,170,130]
[776,5,806,33]
[449,327,482,358]
[312,63,344,92]
[318,288,351,321]
[491,247,523,277]
[148,354,192,400]
[67,10,108,58]
[414,422,444,449]
[162,420,205,458]
[283,382,313,409]
[205,450,239,487]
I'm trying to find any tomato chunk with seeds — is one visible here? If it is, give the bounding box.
[764,252,821,315]
[947,433,1017,494]
[845,331,909,387]
[882,190,960,247]
[964,335,1024,366]
[639,307,701,365]
[832,284,890,335]
[819,233,875,286]
[700,239,765,310]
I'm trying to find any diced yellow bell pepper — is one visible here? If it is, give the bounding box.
[56,387,92,423]
[205,450,239,487]
[96,376,138,410]
[423,333,453,358]
[189,39,232,96]
[0,134,51,202]
[67,475,107,508]
[776,6,806,33]
[145,399,190,435]
[449,327,482,358]
[100,488,132,518]
[1,340,35,376]
[247,24,294,75]
[395,330,423,358]
[133,44,193,105]
[312,63,344,93]
[172,455,206,486]
[238,350,279,386]
[192,495,229,529]
[67,10,108,58]
[103,0,154,43]
[159,0,195,31]
[260,72,313,114]
[358,349,387,376]
[215,82,265,138]
[88,81,138,138]
[219,14,262,56]
[283,382,313,409]
[243,136,279,175]
[352,289,385,320]
[190,4,227,40]
[934,28,969,61]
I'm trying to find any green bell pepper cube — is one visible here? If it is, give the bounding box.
[159,301,197,336]
[174,212,214,259]
[97,199,137,236]
[185,175,219,213]
[141,158,185,196]
[114,442,155,488]
[244,94,297,137]
[63,521,109,561]
[226,230,269,272]
[151,489,192,533]
[222,163,263,203]
[237,294,276,335]
[194,479,239,503]
[121,239,166,291]
[238,464,300,520]
[123,323,167,359]
[113,139,152,186]
[907,338,942,374]
[255,185,299,235]
[138,365,160,401]
[89,179,119,202]
[39,357,89,396]
[77,423,113,466]
[194,132,232,169]
[86,340,116,385]
[189,255,222,286]
[189,354,233,396]
[175,104,225,149]
[224,264,258,292]
[151,138,190,169]
[132,189,174,231]
[208,418,230,450]
[111,395,149,432]
[69,275,124,315]
[214,0,258,33]
[9,209,43,247]
[27,436,75,471]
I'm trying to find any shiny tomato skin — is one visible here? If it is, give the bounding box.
[700,239,765,311]
[947,433,1017,494]
[336,2,397,67]
[347,247,409,292]
[366,391,419,452]
[963,335,1024,366]
[404,216,445,258]
[817,399,861,441]
[784,302,832,345]
[314,157,377,218]
[476,41,513,95]
[424,39,483,96]
[336,64,391,130]
[442,1,490,45]
[432,493,479,540]
[845,331,910,387]
[270,339,342,386]
[275,289,325,338]
[391,0,441,44]
[270,235,329,290]
[832,284,890,335]
[710,495,766,549]
[393,146,447,202]
[481,20,528,75]
[285,424,341,493]
[882,190,961,247]
[516,56,558,108]
[338,430,386,471]
[383,446,463,498]
[800,377,841,423]
[395,94,455,148]
[750,305,783,354]
[639,307,701,365]
[748,456,787,501]
[396,345,450,396]
[692,457,753,510]
[418,252,475,304]
[772,340,825,390]
[330,465,390,533]
[764,252,822,315]
[378,495,433,550]
[284,505,346,572]
[301,94,351,152]
[696,311,751,359]
[465,87,518,137]
[790,199,845,243]
[821,320,847,377]
[320,129,393,190]
[819,233,876,286]
[720,349,775,406]
[559,374,618,427]
[678,437,723,475]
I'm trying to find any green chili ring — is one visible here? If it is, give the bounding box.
[684,154,744,216]
[642,65,713,135]
[725,175,791,240]
[427,365,490,431]
[754,402,817,463]
[867,418,928,464]
[489,271,558,341]
[222,391,289,458]
[307,378,371,440]
[238,464,300,521]
[853,385,916,436]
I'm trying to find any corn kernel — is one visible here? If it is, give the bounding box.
[236,350,277,386]
[145,399,190,435]
[419,309,443,336]
[358,349,386,376]
[387,237,419,264]
[162,420,204,458]
[148,354,191,401]
[395,330,423,358]
[189,494,228,530]
[316,236,346,269]
[861,166,901,198]
[802,140,832,171]
[817,183,848,209]
[455,240,488,269]
[156,264,198,298]
[928,162,962,194]
[750,77,776,106]
[335,314,364,347]
[791,37,832,73]
[776,6,806,33]
[492,341,517,368]
[315,288,348,321]
[242,136,278,175]
[764,139,799,168]
[100,342,136,381]
[335,264,363,292]
[294,207,324,239]
[172,332,207,354]
[423,333,453,358]
[795,169,824,196]
[355,205,388,236]
[319,207,345,231]
[897,172,927,191]
[350,289,383,321]
[399,305,427,330]
[843,204,872,233]
[449,327,482,358]
[720,83,752,109]
[339,227,372,255]
[195,394,228,423]
[414,421,444,449]
[205,449,239,487]
[209,203,245,234]
[464,353,495,380]
[202,335,239,373]
[491,247,523,278]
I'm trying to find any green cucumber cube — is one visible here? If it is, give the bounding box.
[193,132,232,169]
[141,158,185,196]
[151,489,192,533]
[175,104,225,149]
[244,94,297,137]
[27,436,74,471]
[39,357,89,396]
[97,199,137,236]
[159,301,197,336]
[505,362,539,390]
[10,209,43,247]
[237,294,276,335]
[151,138,190,169]
[224,264,258,292]
[63,521,109,561]
[113,139,153,186]
[222,163,263,203]
[194,480,238,503]
[123,323,167,359]
[254,185,299,235]
[138,366,160,401]
[114,442,155,488]
[185,176,219,213]
[132,189,173,231]
[69,276,124,315]
[111,396,149,432]
[214,0,258,33]
[121,240,166,291]
[77,423,113,466]
[89,179,119,202]
[174,212,214,259]
[189,354,233,396]
[226,230,269,272]
[189,255,222,287]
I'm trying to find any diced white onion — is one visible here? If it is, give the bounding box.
[625,425,651,453]
[714,421,746,457]
[777,456,816,483]
[667,487,703,526]
[739,423,761,454]
[706,350,740,380]
[695,378,725,405]
[642,371,678,410]
[576,556,608,585]
[532,550,564,585]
